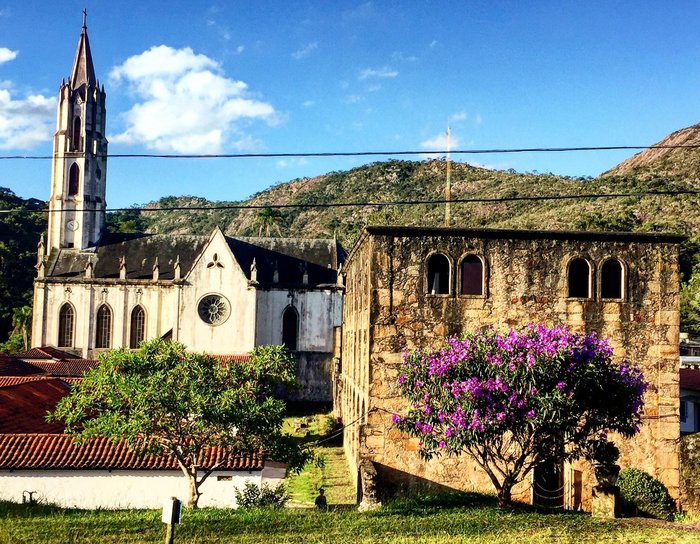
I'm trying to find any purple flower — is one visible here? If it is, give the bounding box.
[438,441,447,449]
[392,414,403,424]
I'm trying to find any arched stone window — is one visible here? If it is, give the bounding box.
[568,258,592,298]
[57,303,75,347]
[460,255,484,296]
[282,306,299,351]
[601,259,624,300]
[129,305,146,348]
[427,253,450,295]
[95,304,112,349]
[68,163,80,196]
[72,117,82,151]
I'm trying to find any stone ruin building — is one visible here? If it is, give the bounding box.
[335,225,682,510]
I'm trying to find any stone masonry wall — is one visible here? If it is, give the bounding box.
[339,228,681,508]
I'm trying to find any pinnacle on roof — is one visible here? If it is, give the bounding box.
[69,9,96,88]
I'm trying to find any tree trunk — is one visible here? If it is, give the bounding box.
[497,486,512,508]
[497,478,514,508]
[186,474,200,508]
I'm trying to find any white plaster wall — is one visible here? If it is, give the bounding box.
[33,280,179,358]
[176,232,257,354]
[0,469,266,509]
[255,289,342,352]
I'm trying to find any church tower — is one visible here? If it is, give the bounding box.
[47,12,107,251]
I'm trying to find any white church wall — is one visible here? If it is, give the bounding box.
[255,289,342,352]
[33,280,180,357]
[0,469,264,509]
[176,232,257,354]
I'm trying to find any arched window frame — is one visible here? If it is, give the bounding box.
[72,116,82,152]
[281,305,299,351]
[425,251,452,296]
[599,257,627,301]
[68,163,80,196]
[57,302,75,348]
[457,253,487,297]
[566,256,594,299]
[95,304,113,349]
[129,305,146,349]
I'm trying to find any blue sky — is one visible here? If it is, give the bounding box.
[1,1,699,208]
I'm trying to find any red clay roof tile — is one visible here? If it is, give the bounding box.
[0,379,69,433]
[0,434,264,471]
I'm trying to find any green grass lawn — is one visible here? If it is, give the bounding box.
[1,494,699,544]
[283,411,356,506]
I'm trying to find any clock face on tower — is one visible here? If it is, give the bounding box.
[66,220,79,232]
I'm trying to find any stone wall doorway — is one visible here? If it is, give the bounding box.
[533,460,565,508]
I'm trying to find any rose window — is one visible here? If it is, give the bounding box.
[197,294,230,325]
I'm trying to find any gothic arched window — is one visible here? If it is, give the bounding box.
[57,303,75,347]
[427,253,450,295]
[72,117,82,151]
[460,255,485,296]
[601,259,624,300]
[68,163,80,196]
[568,258,592,298]
[95,304,112,349]
[129,305,146,348]
[282,306,299,351]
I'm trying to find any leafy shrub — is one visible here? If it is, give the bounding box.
[618,468,676,520]
[234,481,288,509]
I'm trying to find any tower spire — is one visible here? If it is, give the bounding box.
[70,9,96,88]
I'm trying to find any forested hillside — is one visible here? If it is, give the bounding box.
[0,188,45,350]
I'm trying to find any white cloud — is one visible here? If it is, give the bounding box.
[391,51,418,62]
[0,89,55,149]
[292,42,318,60]
[449,111,467,123]
[358,67,398,80]
[367,83,381,92]
[235,45,245,54]
[302,100,315,107]
[420,131,460,157]
[344,94,365,104]
[276,157,309,168]
[474,113,483,126]
[429,40,439,49]
[0,48,18,64]
[109,45,277,153]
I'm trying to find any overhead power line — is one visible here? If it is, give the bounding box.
[3,189,700,215]
[1,143,700,160]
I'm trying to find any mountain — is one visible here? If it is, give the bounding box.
[604,122,700,180]
[132,158,700,248]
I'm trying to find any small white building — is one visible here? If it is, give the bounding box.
[0,433,284,509]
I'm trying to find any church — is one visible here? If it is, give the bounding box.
[30,19,344,401]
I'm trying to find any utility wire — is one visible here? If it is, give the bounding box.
[2,188,700,215]
[2,143,700,160]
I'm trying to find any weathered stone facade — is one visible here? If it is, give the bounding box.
[337,226,682,510]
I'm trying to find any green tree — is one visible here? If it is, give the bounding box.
[51,339,308,507]
[255,207,284,237]
[10,305,32,351]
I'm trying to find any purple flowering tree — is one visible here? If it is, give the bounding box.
[393,324,647,507]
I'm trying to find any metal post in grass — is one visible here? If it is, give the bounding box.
[162,497,182,544]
